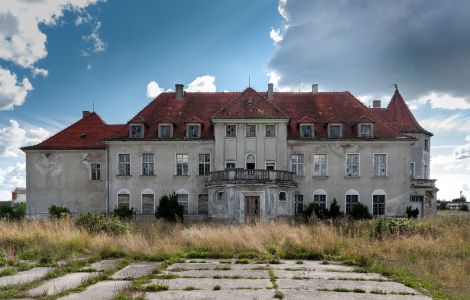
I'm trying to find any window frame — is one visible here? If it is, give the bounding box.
[373,153,387,177]
[245,153,256,170]
[372,190,386,216]
[265,161,276,170]
[198,154,211,176]
[141,189,155,215]
[424,139,429,151]
[225,124,237,137]
[345,153,360,177]
[158,123,172,138]
[175,153,189,176]
[117,188,131,209]
[246,124,256,137]
[177,191,189,215]
[423,164,429,179]
[290,154,305,176]
[141,153,155,176]
[225,161,236,169]
[186,123,201,139]
[313,189,327,210]
[130,124,144,138]
[358,123,373,138]
[295,193,304,215]
[299,123,314,138]
[90,163,101,181]
[345,190,359,216]
[117,153,131,176]
[197,194,208,215]
[313,154,327,177]
[328,123,343,138]
[265,124,276,137]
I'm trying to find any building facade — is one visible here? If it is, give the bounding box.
[22,84,438,221]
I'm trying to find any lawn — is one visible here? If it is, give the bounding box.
[0,216,469,300]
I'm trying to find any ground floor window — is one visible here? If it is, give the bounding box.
[91,164,100,180]
[372,195,385,216]
[198,194,208,215]
[345,193,359,215]
[313,193,327,210]
[117,193,130,208]
[142,193,155,215]
[177,193,189,214]
[295,194,304,215]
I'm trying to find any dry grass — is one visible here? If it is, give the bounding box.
[0,216,469,299]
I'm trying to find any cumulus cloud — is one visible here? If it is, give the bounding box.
[270,27,283,43]
[409,92,470,110]
[268,0,470,102]
[32,67,48,78]
[0,162,25,201]
[186,75,217,92]
[453,135,470,160]
[420,113,470,132]
[146,81,165,99]
[0,68,33,110]
[0,120,50,157]
[82,21,107,53]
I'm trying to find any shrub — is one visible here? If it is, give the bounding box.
[113,206,134,220]
[438,201,448,210]
[350,203,372,220]
[371,217,422,238]
[155,192,184,222]
[328,198,342,219]
[0,202,26,220]
[48,205,70,219]
[460,204,469,211]
[303,203,328,221]
[406,206,420,218]
[75,212,129,235]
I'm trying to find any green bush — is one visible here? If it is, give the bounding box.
[75,212,129,235]
[0,202,26,220]
[406,206,420,218]
[438,201,448,210]
[113,206,134,220]
[350,203,372,220]
[155,192,184,222]
[460,204,469,211]
[371,217,423,238]
[48,205,70,219]
[303,203,328,221]
[328,198,342,219]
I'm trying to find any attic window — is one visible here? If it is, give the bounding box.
[328,124,342,138]
[158,123,172,138]
[300,124,314,138]
[80,133,87,139]
[130,124,144,138]
[358,123,373,138]
[187,124,201,138]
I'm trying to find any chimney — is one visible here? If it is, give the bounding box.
[373,100,381,108]
[267,83,274,101]
[175,84,184,99]
[312,83,319,93]
[82,111,91,118]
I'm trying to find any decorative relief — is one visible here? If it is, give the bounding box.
[35,153,62,176]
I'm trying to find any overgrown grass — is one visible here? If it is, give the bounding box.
[0,216,468,299]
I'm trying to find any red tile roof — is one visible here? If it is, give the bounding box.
[372,89,432,136]
[22,112,124,150]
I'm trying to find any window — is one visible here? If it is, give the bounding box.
[176,154,188,176]
[265,124,276,137]
[91,164,100,180]
[279,192,287,201]
[246,124,256,137]
[142,193,155,215]
[217,191,225,202]
[291,154,304,176]
[373,154,387,177]
[159,124,171,138]
[424,164,429,179]
[424,139,429,151]
[187,124,201,138]
[345,193,359,216]
[198,154,210,176]
[117,192,130,208]
[346,154,359,177]
[313,193,327,210]
[226,125,236,137]
[410,195,424,202]
[373,194,385,216]
[177,193,189,215]
[410,162,415,179]
[328,124,342,138]
[300,124,314,138]
[359,124,373,138]
[225,161,236,169]
[118,154,130,176]
[246,153,256,169]
[142,153,154,176]
[198,194,208,215]
[295,194,304,215]
[266,162,276,170]
[130,124,143,138]
[313,154,327,176]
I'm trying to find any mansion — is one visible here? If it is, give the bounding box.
[22,84,437,221]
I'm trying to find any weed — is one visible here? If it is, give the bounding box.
[145,283,169,291]
[213,285,221,290]
[274,290,284,299]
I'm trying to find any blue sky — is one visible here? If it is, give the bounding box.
[1,0,470,201]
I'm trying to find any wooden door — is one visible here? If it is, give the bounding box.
[245,196,260,223]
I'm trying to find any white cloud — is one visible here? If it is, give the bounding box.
[420,113,470,132]
[74,11,92,26]
[82,21,106,53]
[0,120,50,158]
[0,162,26,201]
[146,81,164,99]
[0,68,33,110]
[32,67,48,78]
[453,135,470,160]
[409,92,470,110]
[86,64,92,71]
[186,75,216,92]
[270,27,283,43]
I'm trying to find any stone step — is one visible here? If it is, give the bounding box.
[165,269,269,279]
[85,259,124,271]
[111,262,161,279]
[0,267,52,287]
[144,289,275,300]
[148,277,272,290]
[27,272,100,296]
[58,280,131,300]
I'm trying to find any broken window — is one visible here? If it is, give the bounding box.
[373,154,386,177]
[225,125,236,137]
[346,154,359,177]
[176,154,188,176]
[313,154,327,176]
[91,164,100,180]
[198,154,211,176]
[300,124,314,138]
[118,154,130,176]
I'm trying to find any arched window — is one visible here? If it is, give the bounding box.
[176,189,189,215]
[246,153,256,169]
[372,189,386,216]
[117,188,131,208]
[279,191,287,201]
[141,188,155,215]
[345,189,359,216]
[313,189,327,210]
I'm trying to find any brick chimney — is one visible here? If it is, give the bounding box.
[175,84,184,100]
[312,84,319,93]
[82,111,91,118]
[267,83,274,101]
[373,100,381,108]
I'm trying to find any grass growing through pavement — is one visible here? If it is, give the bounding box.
[0,216,469,299]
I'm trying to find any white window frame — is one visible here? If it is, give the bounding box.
[141,153,155,176]
[246,124,256,137]
[117,153,131,176]
[117,188,131,209]
[265,124,276,137]
[225,124,237,137]
[345,153,360,177]
[345,189,360,216]
[158,123,172,138]
[410,162,415,179]
[290,154,305,176]
[328,123,343,138]
[313,189,328,210]
[300,123,314,138]
[198,154,211,176]
[90,163,101,181]
[265,161,276,170]
[130,123,144,138]
[358,123,373,138]
[373,153,387,177]
[186,123,201,138]
[313,154,327,177]
[245,153,256,169]
[423,164,429,179]
[372,189,386,216]
[225,161,236,169]
[176,189,189,215]
[141,188,155,215]
[175,153,189,176]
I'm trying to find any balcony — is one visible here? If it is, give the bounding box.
[207,169,297,187]
[411,178,438,190]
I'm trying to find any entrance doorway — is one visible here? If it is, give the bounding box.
[410,195,424,218]
[245,196,260,223]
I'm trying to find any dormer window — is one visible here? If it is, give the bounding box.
[300,124,314,138]
[130,124,144,138]
[358,123,373,138]
[158,123,172,138]
[328,123,342,138]
[187,124,201,138]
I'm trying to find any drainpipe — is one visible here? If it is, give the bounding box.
[106,145,110,216]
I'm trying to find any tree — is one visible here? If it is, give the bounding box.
[303,203,328,221]
[350,203,372,220]
[327,198,343,218]
[155,192,184,222]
